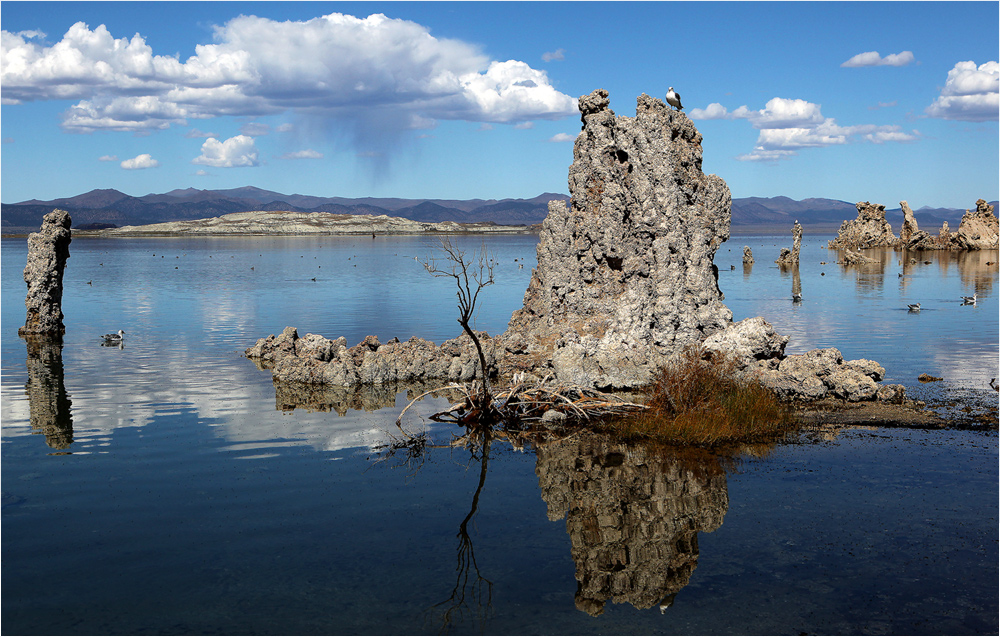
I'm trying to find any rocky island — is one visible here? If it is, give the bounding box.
[247,89,911,410]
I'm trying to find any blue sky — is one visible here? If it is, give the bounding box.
[2,1,997,208]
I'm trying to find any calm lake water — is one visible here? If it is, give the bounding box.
[2,232,997,635]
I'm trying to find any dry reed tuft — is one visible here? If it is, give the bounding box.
[600,346,795,447]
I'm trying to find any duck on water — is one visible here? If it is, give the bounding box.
[101,329,126,344]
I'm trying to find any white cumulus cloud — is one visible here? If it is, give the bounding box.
[1,13,577,140]
[694,97,918,162]
[192,135,259,167]
[120,153,159,169]
[925,60,999,122]
[841,50,915,68]
[98,154,118,161]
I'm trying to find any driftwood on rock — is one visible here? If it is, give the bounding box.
[404,377,647,429]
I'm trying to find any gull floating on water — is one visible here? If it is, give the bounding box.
[961,293,977,304]
[666,87,683,111]
[792,292,802,302]
[101,329,125,343]
[907,303,921,312]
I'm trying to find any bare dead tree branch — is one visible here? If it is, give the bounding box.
[421,238,497,405]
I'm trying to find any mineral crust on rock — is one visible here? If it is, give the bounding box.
[499,89,733,389]
[19,209,72,336]
[829,201,897,249]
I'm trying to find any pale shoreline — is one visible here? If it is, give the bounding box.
[2,208,843,237]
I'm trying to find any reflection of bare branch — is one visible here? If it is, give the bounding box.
[368,424,429,476]
[429,436,495,633]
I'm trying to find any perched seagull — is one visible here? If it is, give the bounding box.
[666,86,684,111]
[961,293,977,304]
[101,329,125,343]
[907,303,921,312]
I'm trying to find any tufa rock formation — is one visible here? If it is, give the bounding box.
[897,200,936,249]
[702,317,908,403]
[897,199,1000,251]
[828,201,897,250]
[247,90,907,406]
[499,89,732,388]
[246,326,498,387]
[19,209,72,336]
[535,432,727,616]
[951,199,999,250]
[775,220,803,265]
[742,246,754,265]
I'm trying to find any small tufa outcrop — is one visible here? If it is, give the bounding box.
[19,209,72,336]
[839,249,879,265]
[742,246,754,265]
[246,326,498,386]
[499,89,733,389]
[702,317,907,403]
[829,201,897,249]
[775,221,803,265]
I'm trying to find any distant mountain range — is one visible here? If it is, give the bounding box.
[1,186,992,234]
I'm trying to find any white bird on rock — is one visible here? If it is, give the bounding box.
[666,87,683,111]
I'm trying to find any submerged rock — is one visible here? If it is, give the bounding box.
[829,201,897,250]
[19,209,72,336]
[838,248,880,265]
[500,89,732,388]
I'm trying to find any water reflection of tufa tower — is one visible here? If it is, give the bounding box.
[534,433,728,616]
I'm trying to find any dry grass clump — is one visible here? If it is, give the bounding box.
[601,346,795,447]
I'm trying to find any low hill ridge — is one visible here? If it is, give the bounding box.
[2,187,994,233]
